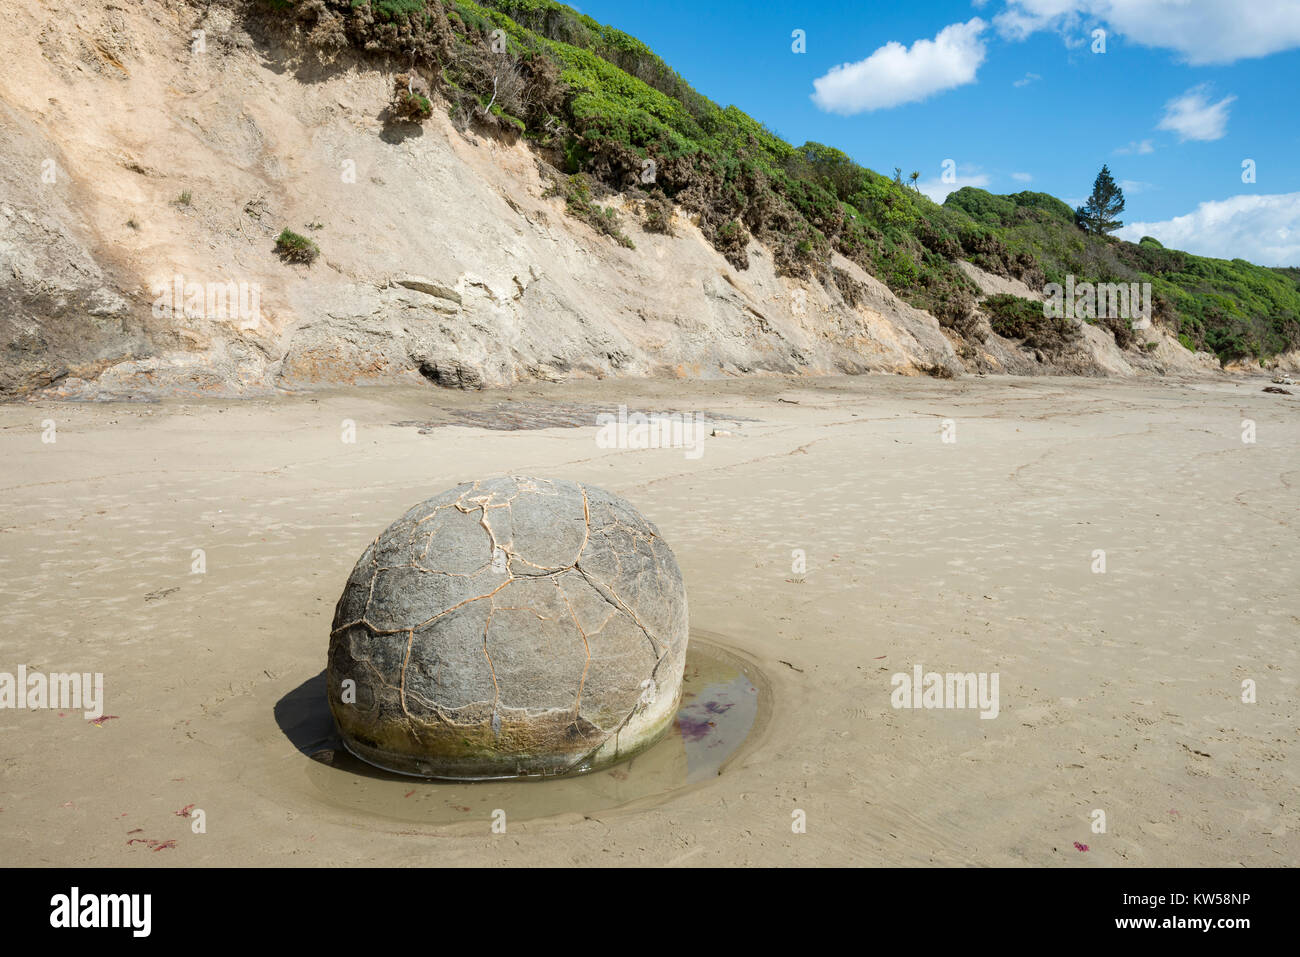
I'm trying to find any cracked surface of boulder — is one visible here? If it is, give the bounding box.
[328,476,689,778]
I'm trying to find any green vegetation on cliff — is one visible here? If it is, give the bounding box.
[269,0,1300,362]
[945,186,1300,359]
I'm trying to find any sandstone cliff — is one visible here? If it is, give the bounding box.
[0,0,1221,400]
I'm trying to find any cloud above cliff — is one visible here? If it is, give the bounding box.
[1117,193,1300,267]
[994,0,1300,64]
[811,19,988,114]
[1156,85,1236,142]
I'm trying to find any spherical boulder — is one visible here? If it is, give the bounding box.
[328,476,689,778]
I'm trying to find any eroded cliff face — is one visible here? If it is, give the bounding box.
[0,0,1217,400]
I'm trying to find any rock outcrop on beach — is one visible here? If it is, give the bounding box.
[328,476,688,778]
[0,0,1239,399]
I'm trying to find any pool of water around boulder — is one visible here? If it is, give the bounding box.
[300,635,768,826]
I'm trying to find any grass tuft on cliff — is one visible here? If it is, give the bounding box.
[275,227,320,264]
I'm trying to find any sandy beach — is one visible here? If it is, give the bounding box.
[1,373,1295,866]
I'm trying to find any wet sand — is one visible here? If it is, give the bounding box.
[0,373,1296,866]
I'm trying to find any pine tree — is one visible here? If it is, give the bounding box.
[1075,165,1125,235]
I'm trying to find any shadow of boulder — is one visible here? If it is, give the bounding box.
[273,669,338,756]
[274,670,412,782]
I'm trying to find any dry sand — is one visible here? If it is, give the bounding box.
[0,373,1296,866]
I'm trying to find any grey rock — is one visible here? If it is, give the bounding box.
[395,276,463,305]
[327,476,689,778]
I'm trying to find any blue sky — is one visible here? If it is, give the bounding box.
[572,0,1300,266]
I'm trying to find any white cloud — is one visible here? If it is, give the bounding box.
[1011,172,1034,182]
[1117,193,1300,267]
[918,171,991,203]
[995,0,1081,41]
[1115,138,1154,155]
[1013,71,1041,86]
[811,19,988,114]
[1120,179,1153,194]
[1157,85,1235,142]
[994,0,1300,64]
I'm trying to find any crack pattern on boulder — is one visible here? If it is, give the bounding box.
[328,476,688,778]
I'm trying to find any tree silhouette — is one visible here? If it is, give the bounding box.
[1075,165,1125,235]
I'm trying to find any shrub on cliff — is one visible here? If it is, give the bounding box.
[275,228,320,264]
[983,293,1080,351]
[543,171,633,248]
[640,191,674,235]
[391,73,433,121]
